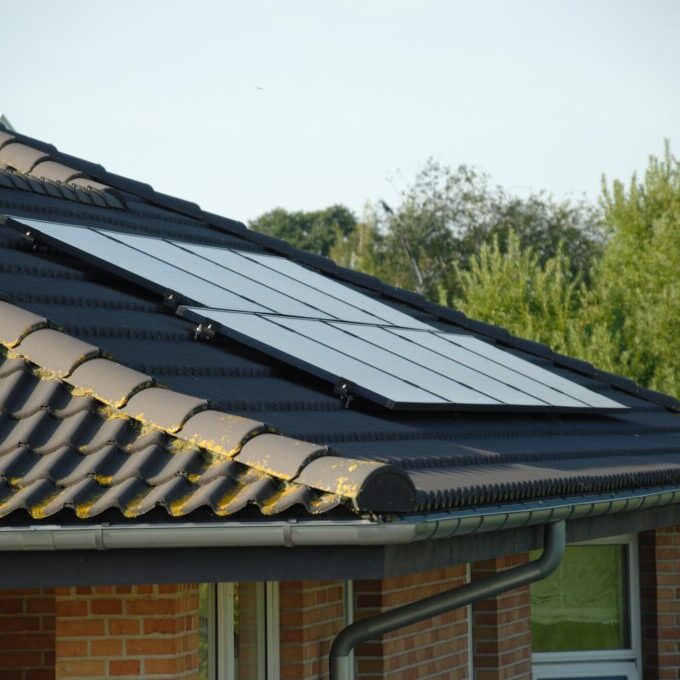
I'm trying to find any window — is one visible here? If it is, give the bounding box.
[199,582,280,680]
[531,535,641,680]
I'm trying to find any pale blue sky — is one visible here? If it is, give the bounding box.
[3,1,679,223]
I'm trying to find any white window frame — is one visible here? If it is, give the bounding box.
[466,563,474,680]
[532,534,641,680]
[343,580,355,680]
[204,581,280,680]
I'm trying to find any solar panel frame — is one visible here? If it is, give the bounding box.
[8,217,267,312]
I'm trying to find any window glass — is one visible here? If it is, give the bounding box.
[531,544,629,652]
[234,583,264,680]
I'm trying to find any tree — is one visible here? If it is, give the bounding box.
[337,159,605,304]
[455,232,584,356]
[576,143,680,395]
[249,205,357,257]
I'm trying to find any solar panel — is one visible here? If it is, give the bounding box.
[7,215,628,413]
[179,308,448,407]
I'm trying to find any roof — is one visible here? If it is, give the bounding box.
[1,123,680,524]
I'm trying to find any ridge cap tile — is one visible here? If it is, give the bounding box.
[0,142,49,174]
[0,301,48,347]
[121,386,207,433]
[235,433,328,481]
[176,409,269,458]
[11,328,100,378]
[66,357,154,408]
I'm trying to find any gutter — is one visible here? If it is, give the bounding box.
[0,484,678,551]
[329,521,566,680]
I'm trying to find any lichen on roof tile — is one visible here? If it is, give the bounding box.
[0,301,47,348]
[178,410,268,457]
[236,433,327,481]
[67,358,153,408]
[121,386,207,433]
[12,328,99,378]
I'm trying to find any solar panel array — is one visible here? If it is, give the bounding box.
[7,216,627,412]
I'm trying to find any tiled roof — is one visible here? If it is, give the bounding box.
[0,301,414,520]
[1,123,680,521]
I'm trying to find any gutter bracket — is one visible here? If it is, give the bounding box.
[328,520,566,680]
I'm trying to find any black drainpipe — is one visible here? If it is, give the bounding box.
[329,520,566,680]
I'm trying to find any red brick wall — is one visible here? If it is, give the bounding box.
[640,526,680,679]
[354,565,470,680]
[0,587,55,680]
[54,584,199,679]
[472,553,531,680]
[279,579,346,680]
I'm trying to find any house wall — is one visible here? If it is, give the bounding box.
[353,565,470,679]
[0,587,55,680]
[640,526,680,679]
[472,554,532,680]
[54,584,199,679]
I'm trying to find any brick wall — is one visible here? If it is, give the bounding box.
[640,526,680,680]
[54,584,199,679]
[279,579,346,680]
[472,553,532,680]
[354,565,470,680]
[0,587,55,680]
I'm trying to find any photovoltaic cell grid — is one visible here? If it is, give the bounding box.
[7,216,627,412]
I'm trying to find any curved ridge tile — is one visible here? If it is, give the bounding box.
[0,143,49,173]
[236,433,328,481]
[0,301,47,347]
[0,130,15,149]
[67,357,153,408]
[177,410,268,457]
[121,386,207,433]
[14,328,99,378]
[30,160,82,183]
[295,456,417,512]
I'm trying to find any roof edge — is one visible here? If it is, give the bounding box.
[1,483,680,551]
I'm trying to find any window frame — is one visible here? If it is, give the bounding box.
[531,534,641,678]
[203,581,280,680]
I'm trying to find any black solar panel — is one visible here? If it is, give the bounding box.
[6,216,628,413]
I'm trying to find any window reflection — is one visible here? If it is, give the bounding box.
[531,544,629,653]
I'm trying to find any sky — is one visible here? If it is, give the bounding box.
[3,1,680,224]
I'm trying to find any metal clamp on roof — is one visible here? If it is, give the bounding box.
[333,379,355,409]
[193,321,215,341]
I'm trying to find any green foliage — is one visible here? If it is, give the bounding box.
[334,159,604,303]
[455,232,584,356]
[455,143,680,397]
[577,143,680,395]
[249,204,357,257]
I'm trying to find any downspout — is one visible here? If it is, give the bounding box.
[328,520,566,680]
